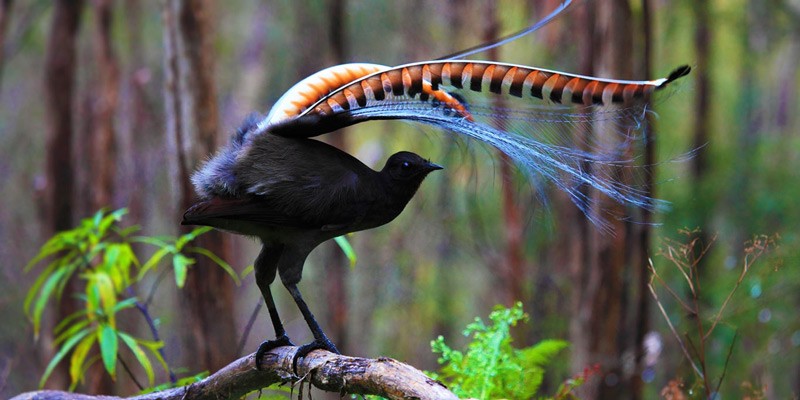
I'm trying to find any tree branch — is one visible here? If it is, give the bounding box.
[10,347,457,400]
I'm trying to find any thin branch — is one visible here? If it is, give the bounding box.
[714,330,738,396]
[237,301,262,356]
[10,348,457,400]
[127,288,176,384]
[647,282,704,378]
[117,355,144,391]
[648,259,694,313]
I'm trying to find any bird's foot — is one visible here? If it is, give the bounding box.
[255,335,294,370]
[292,338,340,374]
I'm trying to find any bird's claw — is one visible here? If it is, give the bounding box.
[292,338,340,374]
[255,335,294,370]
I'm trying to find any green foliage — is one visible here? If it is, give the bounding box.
[23,208,234,390]
[430,302,568,399]
[334,235,358,268]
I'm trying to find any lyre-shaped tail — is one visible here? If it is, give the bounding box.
[264,61,690,136]
[256,60,690,228]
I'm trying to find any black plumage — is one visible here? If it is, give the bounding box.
[182,118,441,369]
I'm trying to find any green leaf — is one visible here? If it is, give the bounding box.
[69,331,97,386]
[520,339,569,366]
[54,319,91,347]
[98,324,118,378]
[40,327,92,388]
[24,257,64,318]
[119,332,155,386]
[115,224,141,238]
[54,310,86,336]
[137,247,171,280]
[137,338,168,374]
[72,355,101,391]
[334,236,358,268]
[131,236,171,249]
[175,226,211,250]
[240,264,254,278]
[24,232,75,272]
[172,254,193,288]
[31,267,70,337]
[187,247,240,286]
[112,297,139,313]
[88,272,117,325]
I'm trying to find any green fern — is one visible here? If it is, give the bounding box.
[430,302,568,399]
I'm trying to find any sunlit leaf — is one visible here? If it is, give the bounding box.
[112,297,138,313]
[98,324,118,378]
[119,332,155,386]
[54,319,92,347]
[187,247,240,286]
[137,339,168,372]
[32,267,69,338]
[115,224,141,238]
[69,331,96,386]
[172,254,193,288]
[175,226,211,250]
[334,236,358,268]
[24,257,65,318]
[54,310,86,336]
[40,327,92,388]
[88,272,117,325]
[137,247,171,280]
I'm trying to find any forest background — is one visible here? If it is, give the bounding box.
[0,0,797,399]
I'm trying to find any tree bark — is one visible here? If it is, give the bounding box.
[10,348,456,400]
[568,1,648,399]
[88,0,119,211]
[485,0,526,309]
[43,0,84,389]
[0,0,13,93]
[162,0,235,373]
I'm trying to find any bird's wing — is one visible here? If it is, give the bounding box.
[185,135,380,229]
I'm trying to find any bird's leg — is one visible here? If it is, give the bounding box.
[254,244,294,370]
[283,282,340,372]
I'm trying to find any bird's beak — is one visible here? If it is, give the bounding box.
[426,161,444,171]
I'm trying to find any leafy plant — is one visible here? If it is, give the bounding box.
[24,208,237,390]
[430,302,569,399]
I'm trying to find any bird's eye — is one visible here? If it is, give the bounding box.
[401,161,411,169]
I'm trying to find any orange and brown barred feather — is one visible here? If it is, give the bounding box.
[294,61,690,122]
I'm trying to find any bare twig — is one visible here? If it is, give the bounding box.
[9,348,457,400]
[647,281,704,378]
[236,301,262,356]
[647,259,694,313]
[714,331,738,396]
[704,235,773,340]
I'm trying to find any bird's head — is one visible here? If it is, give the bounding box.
[380,151,442,196]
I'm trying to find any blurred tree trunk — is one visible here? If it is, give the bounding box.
[119,0,152,223]
[431,0,469,342]
[631,0,655,397]
[689,0,712,272]
[324,0,350,354]
[162,0,236,373]
[43,0,84,390]
[568,1,648,399]
[88,0,119,211]
[485,0,526,310]
[0,0,12,93]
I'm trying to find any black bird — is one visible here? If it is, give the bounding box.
[182,116,442,369]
